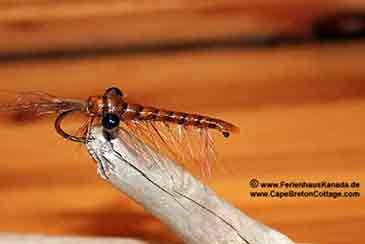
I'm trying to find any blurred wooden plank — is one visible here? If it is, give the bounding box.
[0,2,364,243]
[0,41,364,243]
[0,42,364,110]
[1,0,365,56]
[0,0,356,21]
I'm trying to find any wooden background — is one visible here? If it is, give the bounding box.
[0,1,364,244]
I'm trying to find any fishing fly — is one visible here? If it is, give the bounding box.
[0,87,239,175]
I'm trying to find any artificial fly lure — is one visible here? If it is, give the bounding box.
[0,87,239,175]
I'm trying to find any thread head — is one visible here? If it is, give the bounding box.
[105,87,124,97]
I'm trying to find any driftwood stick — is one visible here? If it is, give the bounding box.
[85,126,295,244]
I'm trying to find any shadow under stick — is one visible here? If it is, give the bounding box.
[86,127,295,244]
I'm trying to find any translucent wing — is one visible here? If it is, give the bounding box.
[118,120,217,177]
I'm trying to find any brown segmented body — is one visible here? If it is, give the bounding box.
[131,105,238,137]
[87,94,238,138]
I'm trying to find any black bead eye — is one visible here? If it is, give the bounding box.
[105,87,124,97]
[102,113,120,130]
[222,131,230,138]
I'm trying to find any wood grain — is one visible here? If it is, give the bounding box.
[1,0,364,56]
[0,1,364,244]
